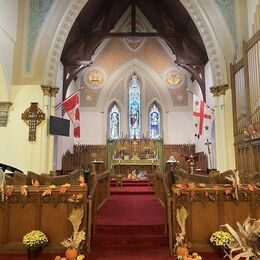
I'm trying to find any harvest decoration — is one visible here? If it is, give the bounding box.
[42,185,56,197]
[23,230,48,249]
[5,185,14,200]
[210,230,235,248]
[61,207,86,260]
[174,206,188,256]
[222,217,260,260]
[21,185,28,197]
[59,183,71,194]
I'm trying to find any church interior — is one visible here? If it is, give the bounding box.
[0,0,259,259]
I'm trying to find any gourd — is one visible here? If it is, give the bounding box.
[176,243,189,257]
[65,247,78,260]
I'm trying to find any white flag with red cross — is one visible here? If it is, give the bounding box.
[193,94,214,139]
[62,92,80,138]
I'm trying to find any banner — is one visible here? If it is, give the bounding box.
[62,92,80,138]
[193,94,214,139]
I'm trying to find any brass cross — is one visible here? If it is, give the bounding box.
[21,103,45,141]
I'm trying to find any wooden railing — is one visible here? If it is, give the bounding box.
[87,171,109,252]
[154,173,173,253]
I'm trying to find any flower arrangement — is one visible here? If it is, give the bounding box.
[210,230,234,248]
[23,230,48,249]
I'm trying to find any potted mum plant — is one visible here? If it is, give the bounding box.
[210,230,235,257]
[23,230,48,258]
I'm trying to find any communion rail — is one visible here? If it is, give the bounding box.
[87,171,109,252]
[154,173,173,253]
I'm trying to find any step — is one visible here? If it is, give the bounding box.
[94,224,165,237]
[110,190,154,195]
[110,182,150,187]
[92,236,168,249]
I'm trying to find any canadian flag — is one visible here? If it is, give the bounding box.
[62,92,80,138]
[193,94,214,138]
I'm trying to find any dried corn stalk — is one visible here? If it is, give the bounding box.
[174,206,188,251]
[222,217,260,260]
[61,207,86,248]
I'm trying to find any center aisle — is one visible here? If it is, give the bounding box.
[88,180,171,260]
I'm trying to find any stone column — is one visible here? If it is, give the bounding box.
[40,86,51,173]
[48,87,59,172]
[0,102,12,127]
[218,84,229,171]
[210,86,222,172]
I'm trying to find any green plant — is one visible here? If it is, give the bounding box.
[23,230,48,249]
[210,230,235,248]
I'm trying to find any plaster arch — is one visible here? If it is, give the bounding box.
[38,0,234,90]
[97,60,172,112]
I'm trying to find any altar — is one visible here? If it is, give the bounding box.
[107,137,163,174]
[112,159,159,175]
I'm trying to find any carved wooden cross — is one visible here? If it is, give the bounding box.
[21,103,45,141]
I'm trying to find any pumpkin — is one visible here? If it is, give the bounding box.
[65,247,78,260]
[61,258,67,260]
[54,256,61,260]
[176,244,189,257]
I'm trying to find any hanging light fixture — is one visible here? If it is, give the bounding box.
[132,36,136,77]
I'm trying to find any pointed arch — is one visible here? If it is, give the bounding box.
[148,102,161,139]
[108,102,120,139]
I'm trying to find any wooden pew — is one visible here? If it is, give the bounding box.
[0,185,88,253]
[170,185,260,252]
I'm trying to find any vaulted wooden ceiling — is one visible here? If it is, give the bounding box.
[61,0,208,99]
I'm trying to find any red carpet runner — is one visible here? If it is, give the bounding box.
[88,180,221,260]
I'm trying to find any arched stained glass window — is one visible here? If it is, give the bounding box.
[149,103,160,139]
[129,75,141,139]
[109,104,120,139]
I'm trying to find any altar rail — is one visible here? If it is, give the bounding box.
[230,29,260,174]
[87,171,110,252]
[154,173,173,253]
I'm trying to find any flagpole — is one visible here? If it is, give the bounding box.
[55,87,84,110]
[186,89,194,96]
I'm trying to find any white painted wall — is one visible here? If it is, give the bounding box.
[165,111,194,144]
[0,85,43,173]
[0,0,18,40]
[80,111,104,144]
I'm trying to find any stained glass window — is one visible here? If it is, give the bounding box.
[149,103,160,139]
[129,75,141,138]
[109,104,120,139]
